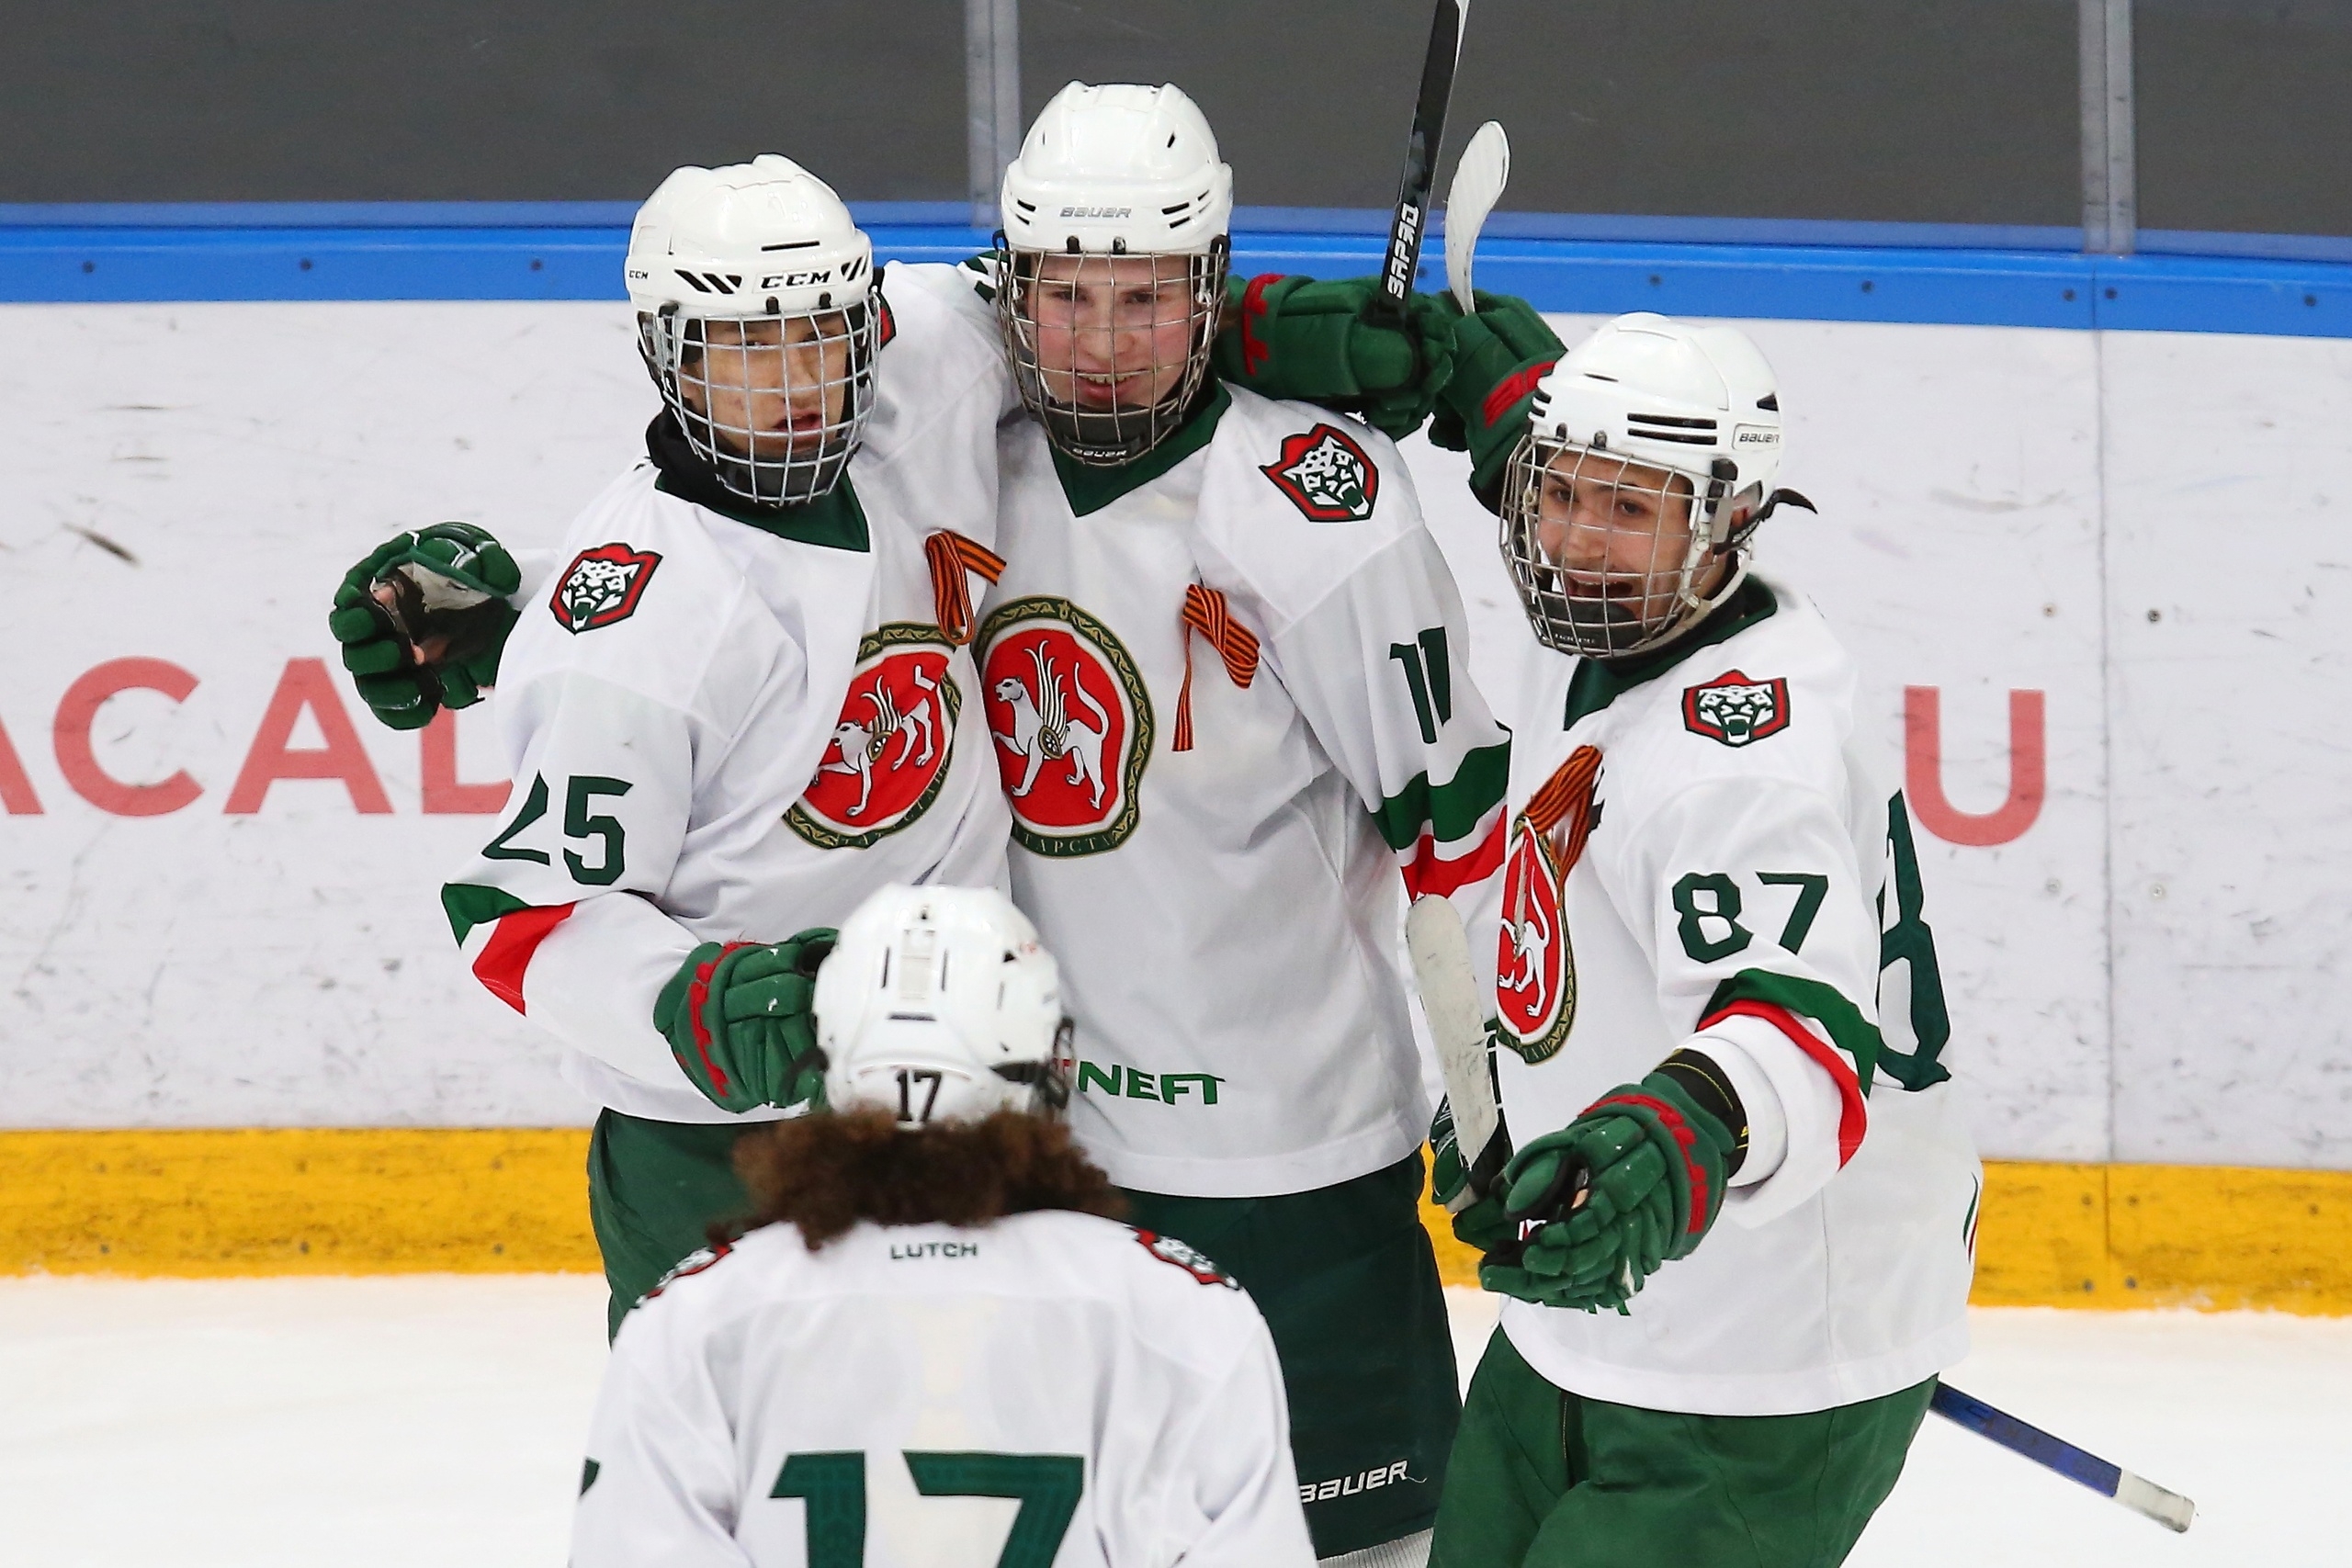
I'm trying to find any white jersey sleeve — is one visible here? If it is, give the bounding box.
[1612,770,1880,1225]
[440,478,841,1102]
[1267,520,1510,998]
[573,1330,754,1568]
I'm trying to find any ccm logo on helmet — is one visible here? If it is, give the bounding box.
[758,255,867,289]
[1058,206,1132,219]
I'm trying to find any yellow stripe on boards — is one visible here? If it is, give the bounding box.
[5,1130,2351,1312]
[1418,1157,2352,1314]
[0,1128,598,1276]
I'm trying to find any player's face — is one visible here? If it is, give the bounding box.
[1024,254,1200,412]
[679,314,853,459]
[1532,449,1704,619]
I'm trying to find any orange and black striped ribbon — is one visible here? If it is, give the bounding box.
[1172,584,1261,753]
[1524,744,1602,871]
[924,531,1007,647]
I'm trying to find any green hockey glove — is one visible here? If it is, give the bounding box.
[653,931,839,1114]
[1213,274,1458,441]
[1478,1062,1738,1314]
[1424,292,1566,503]
[328,523,523,731]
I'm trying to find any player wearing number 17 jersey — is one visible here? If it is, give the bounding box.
[573,886,1314,1568]
[1422,313,1980,1568]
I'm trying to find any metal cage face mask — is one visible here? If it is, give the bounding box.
[1498,434,1741,660]
[638,299,879,505]
[995,241,1227,467]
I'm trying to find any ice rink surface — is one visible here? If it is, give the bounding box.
[3,1274,2343,1566]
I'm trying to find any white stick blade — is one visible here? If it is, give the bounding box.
[1443,120,1510,312]
[2113,1471,2196,1533]
[1407,894,1498,1182]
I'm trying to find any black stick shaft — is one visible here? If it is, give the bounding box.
[1377,0,1468,322]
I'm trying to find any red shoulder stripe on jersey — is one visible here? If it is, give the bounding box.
[1588,1090,1711,1234]
[1698,998,1869,1166]
[1482,358,1557,429]
[1399,809,1505,900]
[924,530,1008,647]
[472,902,576,1014]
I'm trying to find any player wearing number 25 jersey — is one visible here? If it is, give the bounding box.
[573,886,1315,1568]
[1423,312,1979,1568]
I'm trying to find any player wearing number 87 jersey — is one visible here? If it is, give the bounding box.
[1424,313,1980,1568]
[572,886,1316,1568]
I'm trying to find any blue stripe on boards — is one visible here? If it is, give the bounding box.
[0,208,2346,338]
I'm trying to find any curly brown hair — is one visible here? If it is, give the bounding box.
[728,1108,1128,1251]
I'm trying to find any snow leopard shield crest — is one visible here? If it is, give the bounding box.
[1682,670,1792,748]
[978,596,1153,858]
[1261,423,1380,522]
[550,543,662,634]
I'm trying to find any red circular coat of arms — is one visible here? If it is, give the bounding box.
[978,596,1152,857]
[786,624,962,851]
[1495,816,1576,1064]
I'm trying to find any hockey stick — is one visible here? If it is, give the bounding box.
[1375,0,1472,322]
[1929,1382,2196,1532]
[1442,120,1510,312]
[1407,894,1510,1211]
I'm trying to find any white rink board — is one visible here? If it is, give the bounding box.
[0,301,2345,1165]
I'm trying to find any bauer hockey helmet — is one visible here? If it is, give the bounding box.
[813,885,1077,1129]
[996,82,1234,466]
[1498,312,1811,660]
[627,155,880,506]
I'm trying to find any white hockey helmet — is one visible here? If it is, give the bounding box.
[1498,312,1810,660]
[813,884,1076,1129]
[627,155,880,506]
[995,82,1233,466]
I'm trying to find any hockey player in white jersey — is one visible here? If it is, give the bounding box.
[403,156,1022,1334]
[324,145,1456,1342]
[573,883,1316,1568]
[962,84,1511,1567]
[1416,312,1980,1567]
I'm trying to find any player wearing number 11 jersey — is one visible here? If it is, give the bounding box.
[1421,311,1980,1568]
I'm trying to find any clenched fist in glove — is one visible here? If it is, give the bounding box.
[1422,291,1566,502]
[328,522,522,730]
[653,931,838,1113]
[1479,1052,1746,1314]
[1212,274,1458,441]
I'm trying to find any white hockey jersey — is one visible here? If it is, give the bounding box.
[1490,570,1979,1416]
[440,265,1017,1123]
[978,383,1510,1197]
[571,1211,1316,1568]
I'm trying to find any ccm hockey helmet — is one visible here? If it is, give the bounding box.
[996,82,1233,466]
[627,155,880,506]
[813,885,1076,1129]
[1498,312,1809,660]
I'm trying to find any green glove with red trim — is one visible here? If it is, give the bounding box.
[653,931,838,1113]
[1424,291,1566,503]
[1212,274,1459,441]
[328,522,522,731]
[1477,1065,1738,1314]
